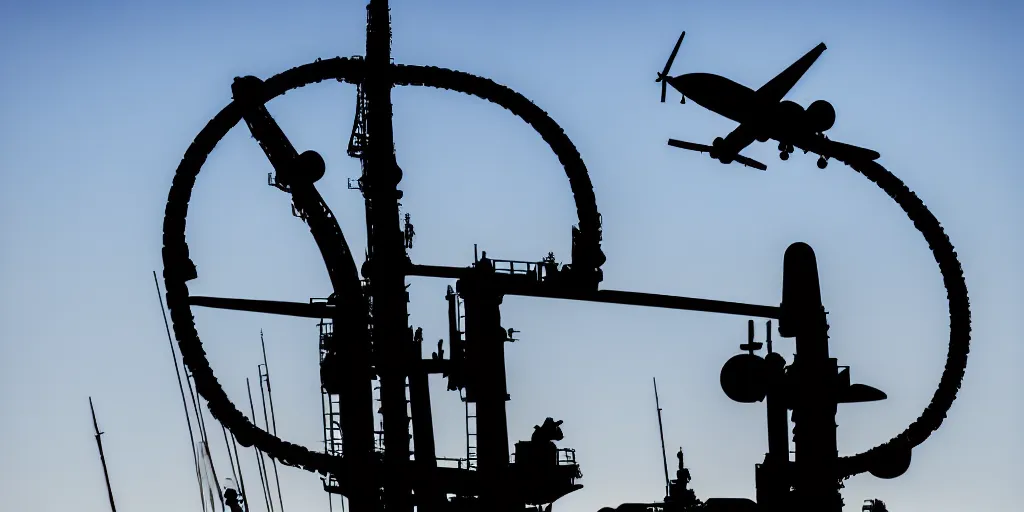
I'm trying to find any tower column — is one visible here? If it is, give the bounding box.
[459,271,513,510]
[778,243,841,511]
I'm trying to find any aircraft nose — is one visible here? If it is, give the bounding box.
[669,74,693,93]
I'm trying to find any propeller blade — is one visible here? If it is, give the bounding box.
[662,31,685,78]
[658,31,685,103]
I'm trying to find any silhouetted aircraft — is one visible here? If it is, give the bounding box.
[656,31,880,171]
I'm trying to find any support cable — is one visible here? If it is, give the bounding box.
[153,271,207,510]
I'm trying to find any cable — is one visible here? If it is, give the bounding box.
[231,432,252,512]
[248,378,275,512]
[153,271,208,510]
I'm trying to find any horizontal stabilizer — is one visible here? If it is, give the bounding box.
[831,140,881,162]
[667,138,714,153]
[732,153,768,171]
[667,139,767,171]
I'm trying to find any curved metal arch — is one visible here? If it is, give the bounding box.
[259,57,606,274]
[835,157,971,478]
[162,57,606,483]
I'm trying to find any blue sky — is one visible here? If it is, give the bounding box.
[1,1,1022,511]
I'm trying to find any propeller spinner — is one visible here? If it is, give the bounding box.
[656,31,685,103]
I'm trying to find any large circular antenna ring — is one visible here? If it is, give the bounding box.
[835,157,971,478]
[162,57,605,482]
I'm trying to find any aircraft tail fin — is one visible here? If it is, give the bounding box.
[668,138,767,171]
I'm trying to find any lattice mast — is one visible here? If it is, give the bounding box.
[359,1,437,511]
[653,378,671,498]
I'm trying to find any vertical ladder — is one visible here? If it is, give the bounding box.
[373,384,385,453]
[459,294,476,469]
[321,392,343,456]
[463,389,477,470]
[318,318,344,493]
[347,75,368,160]
[318,319,343,454]
[370,381,413,458]
[405,379,414,458]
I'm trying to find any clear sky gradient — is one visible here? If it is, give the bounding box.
[1,1,1022,511]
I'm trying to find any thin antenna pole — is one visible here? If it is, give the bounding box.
[230,432,252,512]
[196,409,225,511]
[187,372,212,512]
[188,370,224,512]
[260,332,285,512]
[153,271,207,510]
[197,443,218,512]
[222,425,239,485]
[260,331,280,435]
[89,397,118,512]
[247,378,275,512]
[653,377,671,498]
[259,362,285,512]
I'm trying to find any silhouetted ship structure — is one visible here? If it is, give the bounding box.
[118,1,971,511]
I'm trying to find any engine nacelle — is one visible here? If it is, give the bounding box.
[805,99,836,133]
[776,101,805,136]
[710,137,725,159]
[778,100,804,120]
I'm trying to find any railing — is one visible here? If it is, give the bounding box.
[509,446,579,466]
[556,447,577,466]
[482,257,560,284]
[435,457,472,470]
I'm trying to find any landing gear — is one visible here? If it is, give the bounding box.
[778,142,794,162]
[817,156,828,169]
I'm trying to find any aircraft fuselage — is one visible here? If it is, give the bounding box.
[670,73,761,125]
[669,72,815,149]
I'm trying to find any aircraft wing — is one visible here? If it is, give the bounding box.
[755,42,827,104]
[794,134,881,163]
[668,121,766,171]
[668,138,767,171]
[729,150,768,171]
